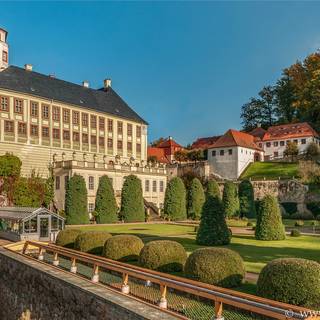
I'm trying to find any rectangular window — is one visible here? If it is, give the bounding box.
[127,141,132,151]
[14,98,23,114]
[4,120,14,133]
[88,203,95,213]
[286,140,290,145]
[127,124,132,136]
[220,150,224,156]
[63,109,70,123]
[91,135,97,145]
[90,115,97,128]
[228,149,232,155]
[145,180,150,192]
[294,139,298,144]
[117,140,123,150]
[107,138,113,148]
[212,150,216,156]
[136,143,141,153]
[42,126,49,138]
[72,111,79,125]
[266,142,271,148]
[117,122,123,134]
[108,119,113,132]
[53,128,60,139]
[82,113,88,127]
[18,122,27,135]
[64,176,69,189]
[99,117,105,130]
[63,130,70,141]
[160,181,164,193]
[73,132,80,142]
[55,176,60,190]
[152,180,157,192]
[280,141,285,146]
[52,106,60,121]
[2,51,8,63]
[274,151,279,158]
[99,137,105,146]
[88,176,94,190]
[0,96,9,111]
[273,141,279,147]
[301,138,306,144]
[136,126,141,138]
[42,104,49,119]
[30,125,38,136]
[82,133,88,143]
[30,101,38,117]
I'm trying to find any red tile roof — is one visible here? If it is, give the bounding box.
[262,122,319,141]
[147,147,170,163]
[191,136,221,149]
[211,129,262,151]
[158,138,182,148]
[249,127,267,140]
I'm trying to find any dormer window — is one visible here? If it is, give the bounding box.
[2,51,7,63]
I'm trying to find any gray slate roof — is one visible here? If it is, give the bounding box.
[0,66,147,124]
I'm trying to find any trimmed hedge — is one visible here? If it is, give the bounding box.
[55,229,82,248]
[290,229,301,237]
[206,180,221,199]
[103,235,144,262]
[187,178,205,220]
[74,231,112,255]
[307,202,320,217]
[184,248,245,288]
[257,258,320,307]
[222,181,239,218]
[139,240,187,272]
[238,180,256,218]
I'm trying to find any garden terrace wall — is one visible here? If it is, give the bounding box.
[0,248,179,320]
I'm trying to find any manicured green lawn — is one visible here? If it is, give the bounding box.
[240,161,298,180]
[69,223,320,274]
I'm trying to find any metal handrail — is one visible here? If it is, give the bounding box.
[12,241,320,320]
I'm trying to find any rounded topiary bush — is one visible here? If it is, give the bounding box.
[56,229,82,248]
[184,248,245,288]
[74,231,112,255]
[139,240,187,272]
[257,258,320,307]
[103,235,144,262]
[290,229,301,237]
[295,220,304,227]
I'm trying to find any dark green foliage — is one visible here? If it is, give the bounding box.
[0,153,21,177]
[281,202,297,215]
[222,181,239,218]
[56,229,83,248]
[196,194,231,246]
[139,240,187,272]
[306,202,320,217]
[74,231,112,255]
[187,178,205,220]
[43,172,54,208]
[255,195,286,240]
[247,222,253,227]
[65,174,90,225]
[290,229,301,237]
[290,212,314,220]
[238,180,256,218]
[120,175,145,222]
[103,235,144,261]
[95,175,118,224]
[184,248,245,288]
[164,177,187,221]
[257,258,320,307]
[206,180,221,199]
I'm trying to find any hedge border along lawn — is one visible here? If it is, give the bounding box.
[55,229,83,248]
[74,231,112,255]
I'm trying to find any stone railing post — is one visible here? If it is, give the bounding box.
[91,264,99,283]
[52,252,59,266]
[70,258,77,273]
[121,273,130,294]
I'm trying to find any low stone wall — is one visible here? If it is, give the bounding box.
[0,248,179,320]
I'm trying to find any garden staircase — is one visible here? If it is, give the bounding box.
[143,199,162,221]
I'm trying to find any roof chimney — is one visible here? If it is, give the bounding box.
[25,64,33,71]
[104,79,111,90]
[169,136,173,140]
[82,81,89,88]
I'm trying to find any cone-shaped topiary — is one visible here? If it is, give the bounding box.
[257,258,320,307]
[164,177,187,221]
[120,175,145,222]
[196,194,231,246]
[239,179,256,218]
[255,194,285,240]
[184,248,245,288]
[103,235,144,261]
[74,231,112,255]
[56,229,82,248]
[95,175,118,224]
[222,181,239,218]
[206,180,221,199]
[187,178,205,220]
[65,174,90,225]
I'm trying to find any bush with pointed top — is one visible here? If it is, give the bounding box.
[239,179,256,218]
[187,178,205,220]
[222,181,239,218]
[206,180,221,198]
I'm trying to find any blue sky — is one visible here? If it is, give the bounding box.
[2,2,320,145]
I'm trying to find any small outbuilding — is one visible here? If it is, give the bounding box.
[0,207,65,242]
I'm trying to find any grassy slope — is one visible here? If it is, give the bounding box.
[240,162,298,180]
[69,223,320,274]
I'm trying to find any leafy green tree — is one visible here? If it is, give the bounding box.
[120,175,145,222]
[206,180,221,199]
[222,181,239,218]
[255,194,285,241]
[164,177,187,221]
[196,194,230,246]
[65,174,89,225]
[238,180,256,218]
[95,175,118,223]
[150,137,165,147]
[174,149,188,163]
[306,142,320,159]
[43,166,54,208]
[13,178,41,207]
[187,149,204,163]
[187,178,205,220]
[284,141,299,161]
